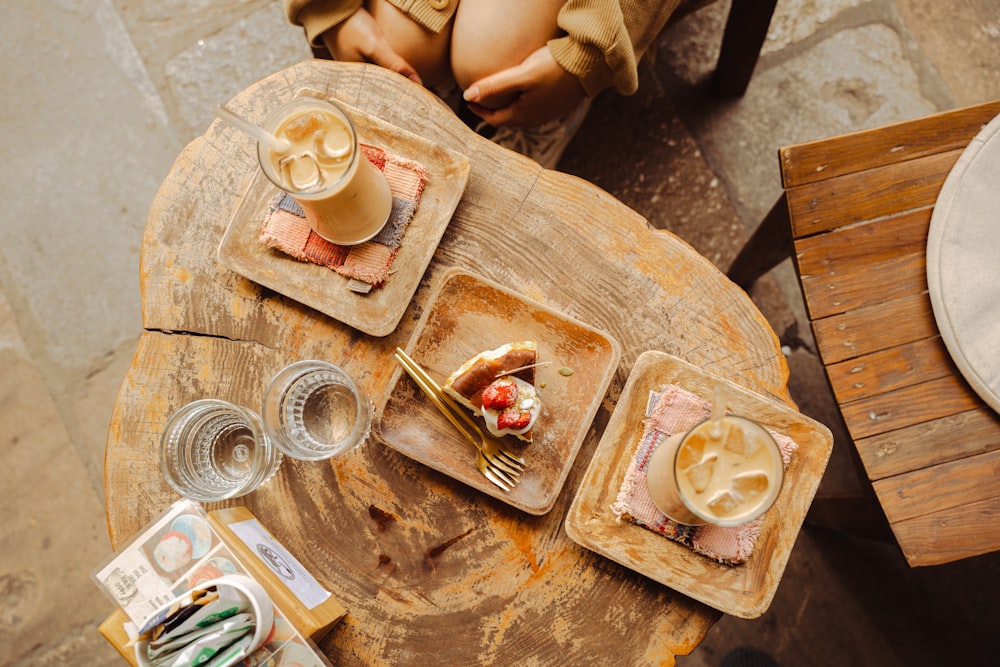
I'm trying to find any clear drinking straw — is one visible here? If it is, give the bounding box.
[709,381,728,438]
[213,104,290,153]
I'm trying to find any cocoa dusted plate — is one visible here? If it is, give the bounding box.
[377,268,621,515]
[564,351,833,618]
[218,91,470,337]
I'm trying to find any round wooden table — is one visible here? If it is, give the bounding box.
[104,60,792,665]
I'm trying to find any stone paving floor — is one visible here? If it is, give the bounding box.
[2,1,999,665]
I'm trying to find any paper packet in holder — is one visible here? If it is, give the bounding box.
[133,574,274,667]
[93,500,341,666]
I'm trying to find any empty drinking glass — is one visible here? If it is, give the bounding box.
[262,360,373,461]
[160,399,283,502]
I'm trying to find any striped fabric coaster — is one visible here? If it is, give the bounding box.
[611,384,798,565]
[259,144,427,292]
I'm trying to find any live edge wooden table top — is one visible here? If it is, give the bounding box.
[782,99,1000,567]
[104,61,794,666]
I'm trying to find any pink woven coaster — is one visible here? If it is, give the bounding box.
[259,144,428,290]
[611,384,798,565]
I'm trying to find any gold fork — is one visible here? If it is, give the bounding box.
[394,348,526,491]
[394,349,526,470]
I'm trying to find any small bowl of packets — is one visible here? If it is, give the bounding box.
[133,574,274,667]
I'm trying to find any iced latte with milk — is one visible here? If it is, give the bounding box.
[257,97,392,245]
[646,415,783,526]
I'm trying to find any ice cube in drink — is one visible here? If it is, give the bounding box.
[676,432,707,470]
[706,490,741,516]
[283,110,326,143]
[279,153,322,191]
[684,453,717,494]
[315,125,353,162]
[723,423,760,458]
[732,471,770,500]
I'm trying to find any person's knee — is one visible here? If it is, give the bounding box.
[450,53,499,93]
[449,0,564,102]
[396,40,452,87]
[449,20,540,107]
[367,0,452,86]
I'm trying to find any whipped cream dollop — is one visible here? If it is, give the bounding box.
[480,376,541,438]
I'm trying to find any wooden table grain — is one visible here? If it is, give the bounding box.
[104,60,794,665]
[730,99,1000,568]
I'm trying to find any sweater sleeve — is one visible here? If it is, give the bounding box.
[285,0,456,45]
[548,0,682,98]
[284,0,363,47]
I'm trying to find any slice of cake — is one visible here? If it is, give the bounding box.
[443,341,542,442]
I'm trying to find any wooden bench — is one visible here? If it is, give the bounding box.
[728,99,1000,567]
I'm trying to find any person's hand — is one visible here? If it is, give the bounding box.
[321,8,422,84]
[462,46,586,128]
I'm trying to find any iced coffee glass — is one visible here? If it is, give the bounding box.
[646,415,784,527]
[257,97,393,245]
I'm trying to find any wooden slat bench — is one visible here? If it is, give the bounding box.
[728,99,1000,567]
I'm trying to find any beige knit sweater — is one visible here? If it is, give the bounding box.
[284,0,681,97]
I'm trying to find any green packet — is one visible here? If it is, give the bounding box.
[146,622,254,667]
[146,612,253,661]
[134,575,273,667]
[136,583,248,643]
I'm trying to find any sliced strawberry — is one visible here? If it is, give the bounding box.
[481,377,518,410]
[497,408,531,431]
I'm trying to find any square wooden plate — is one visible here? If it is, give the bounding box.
[377,268,622,515]
[217,92,470,337]
[564,350,833,618]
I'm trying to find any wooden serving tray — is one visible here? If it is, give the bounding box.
[377,268,622,515]
[565,351,833,618]
[218,93,470,337]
